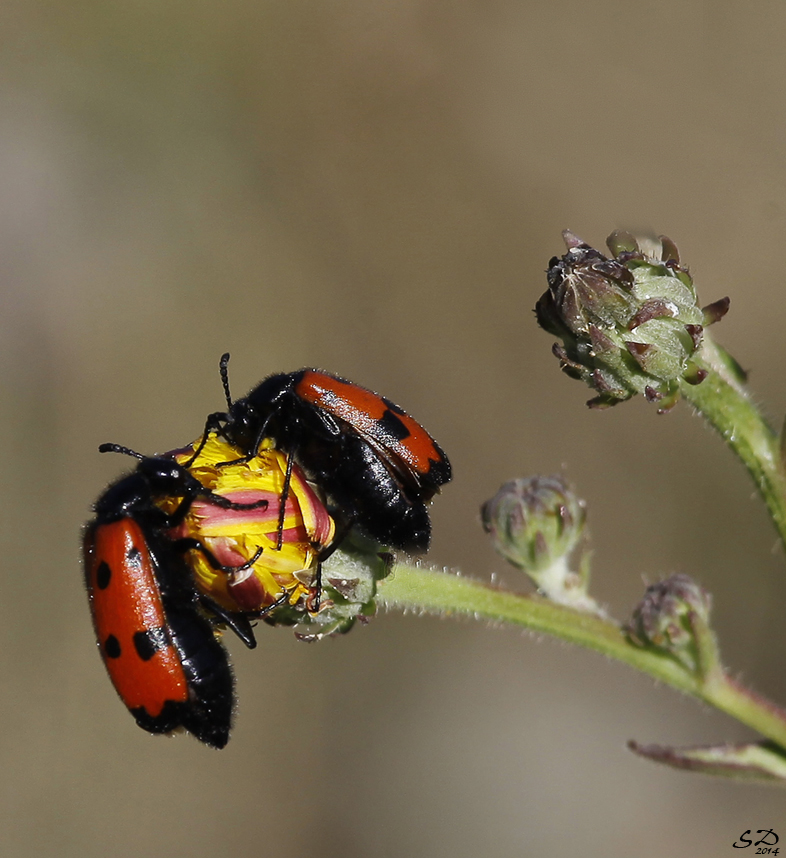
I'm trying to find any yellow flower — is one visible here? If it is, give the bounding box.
[166,434,335,614]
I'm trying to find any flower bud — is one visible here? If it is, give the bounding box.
[167,434,335,616]
[626,574,717,675]
[481,476,600,612]
[482,476,585,571]
[536,231,729,409]
[293,534,393,640]
[165,433,391,637]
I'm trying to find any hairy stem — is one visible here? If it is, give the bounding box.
[379,563,786,749]
[680,332,786,550]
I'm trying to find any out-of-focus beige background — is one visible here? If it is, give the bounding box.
[3,2,786,856]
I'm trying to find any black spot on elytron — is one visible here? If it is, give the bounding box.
[377,408,411,441]
[133,628,169,662]
[381,396,407,416]
[96,561,111,590]
[104,634,121,659]
[127,545,142,564]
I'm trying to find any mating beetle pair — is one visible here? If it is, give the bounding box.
[84,359,451,747]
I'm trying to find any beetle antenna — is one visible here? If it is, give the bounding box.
[219,353,233,409]
[99,443,145,461]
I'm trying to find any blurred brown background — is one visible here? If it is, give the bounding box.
[2,1,786,856]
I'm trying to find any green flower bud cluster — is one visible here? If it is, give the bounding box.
[536,230,729,409]
[626,574,716,675]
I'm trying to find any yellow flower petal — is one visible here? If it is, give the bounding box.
[166,433,335,614]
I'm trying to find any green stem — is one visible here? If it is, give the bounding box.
[680,332,786,550]
[379,564,786,749]
[704,673,786,748]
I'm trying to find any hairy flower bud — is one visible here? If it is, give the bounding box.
[536,230,729,409]
[627,574,717,675]
[482,476,585,572]
[295,534,393,640]
[482,476,600,612]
